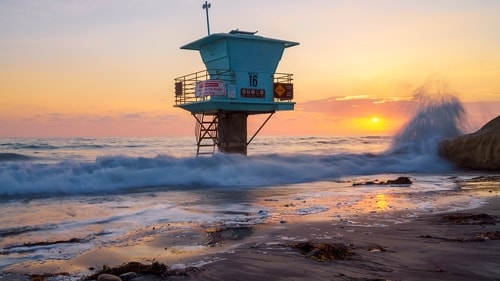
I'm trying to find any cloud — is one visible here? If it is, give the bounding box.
[298,96,414,119]
[123,112,146,120]
[0,110,193,137]
[335,95,369,101]
[1,97,498,137]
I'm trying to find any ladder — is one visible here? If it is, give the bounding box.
[194,113,219,156]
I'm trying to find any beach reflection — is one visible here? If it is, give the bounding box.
[349,193,396,214]
[375,194,389,211]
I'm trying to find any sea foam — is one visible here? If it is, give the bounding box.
[0,81,465,198]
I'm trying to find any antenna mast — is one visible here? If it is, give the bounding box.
[202,1,211,35]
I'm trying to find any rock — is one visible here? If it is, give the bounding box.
[119,272,138,281]
[98,274,122,281]
[386,176,412,185]
[439,115,500,171]
[352,176,412,186]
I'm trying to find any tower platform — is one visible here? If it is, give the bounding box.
[173,30,298,155]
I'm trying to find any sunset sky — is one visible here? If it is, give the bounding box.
[1,0,499,137]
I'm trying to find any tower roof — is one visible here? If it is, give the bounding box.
[180,31,299,50]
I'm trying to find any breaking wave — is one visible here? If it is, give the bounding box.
[0,80,465,198]
[0,150,455,198]
[0,153,35,162]
[389,79,465,155]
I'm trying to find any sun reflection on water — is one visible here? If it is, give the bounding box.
[375,194,389,210]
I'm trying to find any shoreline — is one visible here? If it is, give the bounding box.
[165,193,500,281]
[2,176,499,280]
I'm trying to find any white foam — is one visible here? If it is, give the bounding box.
[296,206,329,215]
[0,149,458,198]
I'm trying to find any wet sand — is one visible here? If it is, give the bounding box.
[2,177,500,281]
[192,207,500,280]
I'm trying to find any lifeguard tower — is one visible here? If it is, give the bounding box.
[174,29,299,156]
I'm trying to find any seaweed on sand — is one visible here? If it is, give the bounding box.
[82,261,198,280]
[439,213,497,225]
[205,226,252,246]
[290,242,354,261]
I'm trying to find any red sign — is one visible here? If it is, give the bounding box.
[241,88,265,98]
[195,80,226,97]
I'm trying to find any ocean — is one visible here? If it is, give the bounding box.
[0,94,494,271]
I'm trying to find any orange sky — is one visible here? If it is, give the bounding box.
[1,1,499,137]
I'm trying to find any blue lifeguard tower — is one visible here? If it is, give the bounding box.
[174,29,299,156]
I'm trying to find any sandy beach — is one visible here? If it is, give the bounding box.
[2,176,499,281]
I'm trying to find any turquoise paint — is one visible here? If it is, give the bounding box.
[177,31,298,113]
[178,100,295,113]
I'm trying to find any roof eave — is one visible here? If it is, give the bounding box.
[180,33,299,51]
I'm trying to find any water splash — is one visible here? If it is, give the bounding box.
[389,79,465,155]
[0,79,468,198]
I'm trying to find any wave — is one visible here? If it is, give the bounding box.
[0,80,467,198]
[0,150,454,198]
[1,142,106,150]
[0,143,59,150]
[389,79,465,155]
[0,153,35,162]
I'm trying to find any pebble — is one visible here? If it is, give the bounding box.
[120,272,138,281]
[98,273,122,281]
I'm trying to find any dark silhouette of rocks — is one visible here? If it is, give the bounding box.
[439,115,500,171]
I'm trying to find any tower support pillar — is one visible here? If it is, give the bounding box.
[218,112,248,155]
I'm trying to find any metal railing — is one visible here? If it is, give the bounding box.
[174,70,294,105]
[175,69,235,105]
[273,73,294,102]
[273,72,293,84]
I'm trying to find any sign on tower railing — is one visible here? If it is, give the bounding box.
[195,80,226,97]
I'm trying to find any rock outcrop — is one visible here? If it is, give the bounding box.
[439,115,500,171]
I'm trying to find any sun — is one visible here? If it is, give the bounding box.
[353,116,386,132]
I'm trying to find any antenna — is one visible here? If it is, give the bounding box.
[202,1,211,35]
